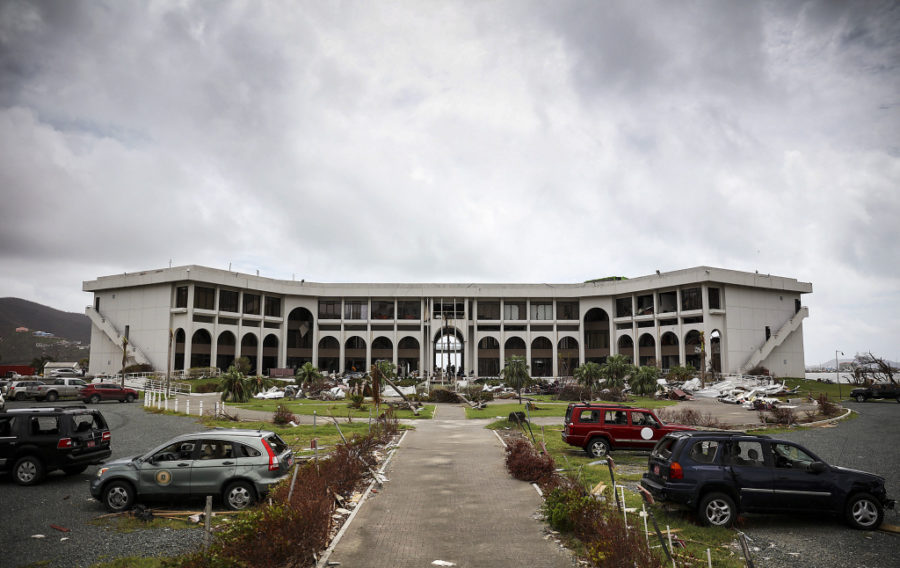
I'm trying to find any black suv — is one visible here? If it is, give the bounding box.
[849,383,900,403]
[0,406,112,485]
[640,431,894,530]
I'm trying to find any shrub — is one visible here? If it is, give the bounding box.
[656,408,724,429]
[557,385,593,401]
[187,367,217,378]
[192,382,220,394]
[817,393,840,418]
[504,438,556,486]
[428,388,461,403]
[122,363,154,374]
[770,406,797,425]
[346,394,367,410]
[597,387,627,402]
[272,404,296,426]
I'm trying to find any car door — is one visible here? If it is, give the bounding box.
[726,440,775,512]
[770,442,834,511]
[629,411,666,449]
[0,416,17,470]
[138,440,196,496]
[190,439,237,497]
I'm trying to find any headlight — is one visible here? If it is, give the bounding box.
[97,467,109,477]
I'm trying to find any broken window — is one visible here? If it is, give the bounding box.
[557,301,579,320]
[615,297,633,318]
[636,294,654,315]
[194,287,215,310]
[478,301,500,320]
[372,300,394,319]
[658,291,677,313]
[689,440,719,464]
[681,287,701,311]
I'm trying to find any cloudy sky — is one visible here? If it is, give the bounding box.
[1,1,898,366]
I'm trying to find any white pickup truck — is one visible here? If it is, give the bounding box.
[32,378,90,402]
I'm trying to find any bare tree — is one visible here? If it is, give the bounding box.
[849,352,897,386]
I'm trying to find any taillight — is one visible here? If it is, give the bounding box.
[263,439,279,471]
[669,462,683,480]
[102,431,111,442]
[57,438,73,449]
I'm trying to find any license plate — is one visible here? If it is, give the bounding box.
[653,465,660,475]
[87,440,95,448]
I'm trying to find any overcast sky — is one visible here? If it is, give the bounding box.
[1,1,898,366]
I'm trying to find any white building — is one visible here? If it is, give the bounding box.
[83,265,812,378]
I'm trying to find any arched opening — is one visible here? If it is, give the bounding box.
[190,329,212,369]
[286,307,314,369]
[216,331,236,372]
[240,334,258,375]
[345,336,366,373]
[660,332,679,370]
[262,334,279,375]
[710,329,722,373]
[584,308,610,364]
[685,330,703,370]
[397,336,420,376]
[504,336,526,361]
[318,336,340,374]
[617,335,634,361]
[478,336,500,377]
[173,328,186,371]
[557,336,579,378]
[638,333,656,367]
[372,337,393,363]
[434,327,464,376]
[531,337,553,377]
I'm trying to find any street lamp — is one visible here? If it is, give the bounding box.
[835,350,844,400]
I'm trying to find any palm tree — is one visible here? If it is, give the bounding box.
[370,360,396,407]
[219,365,250,403]
[295,362,322,393]
[573,361,603,399]
[667,364,696,383]
[247,374,277,396]
[630,365,661,396]
[500,356,531,404]
[600,354,634,390]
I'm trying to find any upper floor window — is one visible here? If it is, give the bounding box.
[194,287,215,310]
[681,287,701,311]
[658,291,677,313]
[318,300,341,320]
[503,301,525,320]
[175,286,188,308]
[530,302,553,320]
[478,301,500,320]
[397,300,420,320]
[372,300,394,319]
[344,300,368,320]
[434,300,464,319]
[636,294,654,316]
[243,293,261,315]
[708,287,721,310]
[615,297,633,318]
[219,290,239,313]
[557,301,579,320]
[264,297,281,317]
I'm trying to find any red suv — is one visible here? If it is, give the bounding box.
[81,383,139,404]
[562,403,694,458]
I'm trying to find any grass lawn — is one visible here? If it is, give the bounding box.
[466,396,677,419]
[493,420,745,567]
[226,399,435,420]
[779,377,860,402]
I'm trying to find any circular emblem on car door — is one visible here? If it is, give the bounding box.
[640,427,654,440]
[155,470,173,486]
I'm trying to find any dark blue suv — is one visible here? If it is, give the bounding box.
[640,431,894,530]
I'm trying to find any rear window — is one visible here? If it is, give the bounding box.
[651,436,677,459]
[265,434,289,454]
[72,413,107,432]
[565,406,574,423]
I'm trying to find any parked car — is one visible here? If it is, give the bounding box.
[90,429,294,512]
[640,431,895,530]
[32,378,89,402]
[561,403,694,457]
[7,380,46,401]
[50,369,82,378]
[0,406,112,485]
[849,382,900,403]
[80,383,139,403]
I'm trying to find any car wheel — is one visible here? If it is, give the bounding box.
[15,392,26,401]
[846,493,883,530]
[46,391,59,402]
[63,465,88,475]
[90,394,101,404]
[855,395,865,403]
[125,394,135,403]
[698,492,736,527]
[586,438,610,458]
[223,481,256,511]
[13,456,45,486]
[103,481,136,513]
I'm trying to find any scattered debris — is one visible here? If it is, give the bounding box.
[50,524,70,533]
[432,561,456,567]
[31,534,46,539]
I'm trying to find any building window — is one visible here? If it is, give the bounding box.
[318,300,341,320]
[175,286,188,308]
[530,302,552,320]
[344,300,368,320]
[194,287,215,310]
[636,294,654,316]
[434,300,464,319]
[478,301,500,320]
[503,301,525,320]
[243,293,261,315]
[219,290,239,313]
[708,287,721,310]
[615,297,633,318]
[397,300,420,320]
[681,287,701,311]
[372,300,394,319]
[264,297,281,318]
[658,291,677,313]
[557,301,579,320]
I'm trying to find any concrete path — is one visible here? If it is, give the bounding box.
[327,403,575,568]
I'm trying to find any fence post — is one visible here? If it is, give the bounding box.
[199,400,203,416]
[186,400,190,415]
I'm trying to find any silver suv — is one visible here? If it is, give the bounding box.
[90,428,294,512]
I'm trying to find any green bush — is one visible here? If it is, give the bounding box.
[428,388,461,403]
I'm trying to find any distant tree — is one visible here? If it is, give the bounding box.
[31,356,54,375]
[667,365,696,383]
[295,362,322,390]
[630,366,661,396]
[849,352,896,386]
[219,366,250,403]
[370,360,396,407]
[500,356,531,404]
[233,357,252,375]
[573,362,603,398]
[600,354,634,390]
[247,374,277,396]
[79,358,90,372]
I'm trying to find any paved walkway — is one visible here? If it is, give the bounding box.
[327,403,575,568]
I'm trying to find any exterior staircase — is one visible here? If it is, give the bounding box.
[741,307,808,373]
[85,306,151,366]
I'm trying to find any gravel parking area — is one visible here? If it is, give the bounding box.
[740,401,899,568]
[1,400,210,568]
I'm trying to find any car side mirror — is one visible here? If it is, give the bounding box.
[809,461,826,474]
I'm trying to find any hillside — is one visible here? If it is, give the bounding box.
[0,298,91,364]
